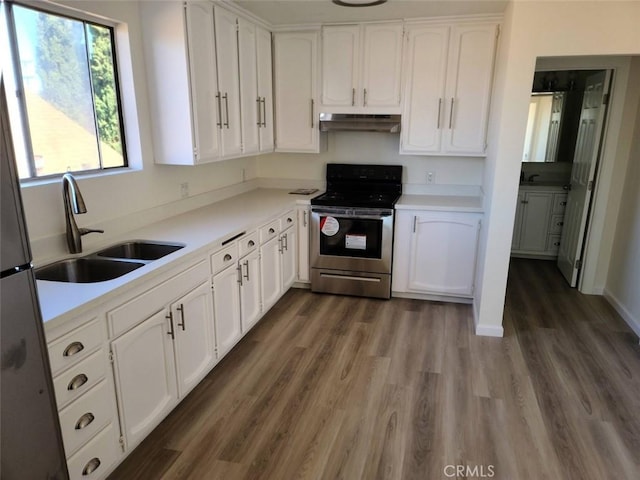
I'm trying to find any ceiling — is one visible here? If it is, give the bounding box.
[233,0,508,26]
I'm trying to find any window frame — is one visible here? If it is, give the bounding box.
[4,0,129,182]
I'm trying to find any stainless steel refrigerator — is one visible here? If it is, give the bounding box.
[1,79,69,478]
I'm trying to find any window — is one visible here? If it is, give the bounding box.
[6,3,127,179]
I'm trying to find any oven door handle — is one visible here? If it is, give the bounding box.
[311,209,393,220]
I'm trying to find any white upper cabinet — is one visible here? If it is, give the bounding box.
[256,26,275,152]
[141,1,221,165]
[321,22,403,112]
[214,7,243,158]
[401,22,498,156]
[273,31,320,153]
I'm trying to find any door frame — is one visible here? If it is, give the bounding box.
[534,56,635,294]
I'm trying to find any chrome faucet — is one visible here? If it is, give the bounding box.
[62,173,103,253]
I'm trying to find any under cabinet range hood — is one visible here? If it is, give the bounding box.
[319,113,401,133]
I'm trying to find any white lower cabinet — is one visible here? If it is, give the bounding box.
[393,210,482,297]
[213,260,243,358]
[239,248,262,332]
[111,309,178,449]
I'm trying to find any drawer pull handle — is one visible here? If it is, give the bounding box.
[560,201,567,206]
[287,217,292,223]
[268,228,275,234]
[75,412,95,430]
[554,242,561,246]
[557,222,564,226]
[248,240,255,247]
[82,457,101,476]
[63,341,84,357]
[223,254,232,262]
[68,374,88,391]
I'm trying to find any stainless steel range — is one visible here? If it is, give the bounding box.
[310,164,402,299]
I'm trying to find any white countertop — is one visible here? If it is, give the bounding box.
[395,193,484,212]
[37,188,311,326]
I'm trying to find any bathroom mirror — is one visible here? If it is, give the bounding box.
[522,92,565,162]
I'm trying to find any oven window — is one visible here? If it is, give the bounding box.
[319,216,383,259]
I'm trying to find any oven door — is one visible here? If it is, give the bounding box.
[310,207,394,274]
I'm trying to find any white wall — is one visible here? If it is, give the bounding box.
[16,1,257,263]
[258,131,484,192]
[605,61,640,336]
[475,0,640,336]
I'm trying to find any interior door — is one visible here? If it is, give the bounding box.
[557,70,611,286]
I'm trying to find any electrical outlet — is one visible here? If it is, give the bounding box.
[426,171,435,184]
[180,182,189,199]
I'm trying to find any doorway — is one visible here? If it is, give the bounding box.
[512,67,612,289]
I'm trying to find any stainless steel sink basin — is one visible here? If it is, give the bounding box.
[35,258,145,283]
[95,241,184,261]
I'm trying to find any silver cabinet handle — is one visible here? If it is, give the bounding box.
[278,236,283,253]
[310,99,314,128]
[556,221,564,227]
[63,341,84,357]
[521,200,529,204]
[75,412,95,430]
[223,93,229,128]
[243,260,249,281]
[224,253,233,262]
[261,97,267,127]
[449,98,455,129]
[437,98,442,129]
[176,304,185,331]
[248,240,255,247]
[282,233,288,252]
[166,311,175,340]
[82,458,101,476]
[363,88,368,106]
[560,201,567,206]
[287,217,293,224]
[237,264,243,286]
[352,88,355,106]
[67,373,88,391]
[256,97,262,126]
[412,216,417,233]
[268,228,275,235]
[303,210,307,227]
[215,92,222,129]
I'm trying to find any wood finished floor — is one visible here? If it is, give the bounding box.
[109,258,640,480]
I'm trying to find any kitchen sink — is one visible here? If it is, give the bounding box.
[35,258,145,283]
[95,241,184,261]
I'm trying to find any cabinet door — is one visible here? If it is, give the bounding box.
[321,25,360,107]
[400,25,449,154]
[238,17,260,155]
[361,22,403,108]
[297,207,310,283]
[260,235,283,312]
[519,193,553,252]
[171,282,215,398]
[214,7,243,157]
[185,1,221,163]
[273,31,319,153]
[240,250,262,332]
[281,227,297,291]
[443,23,497,154]
[408,212,481,296]
[256,26,274,152]
[111,309,177,449]
[213,265,242,358]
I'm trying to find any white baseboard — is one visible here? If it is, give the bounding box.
[474,322,505,337]
[603,289,640,338]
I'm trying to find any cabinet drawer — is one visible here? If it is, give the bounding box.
[548,234,562,254]
[48,318,106,376]
[549,214,565,234]
[59,380,114,457]
[259,219,280,244]
[552,194,568,214]
[238,231,259,257]
[66,423,120,480]
[280,210,296,230]
[53,350,106,409]
[109,260,209,338]
[211,243,239,274]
